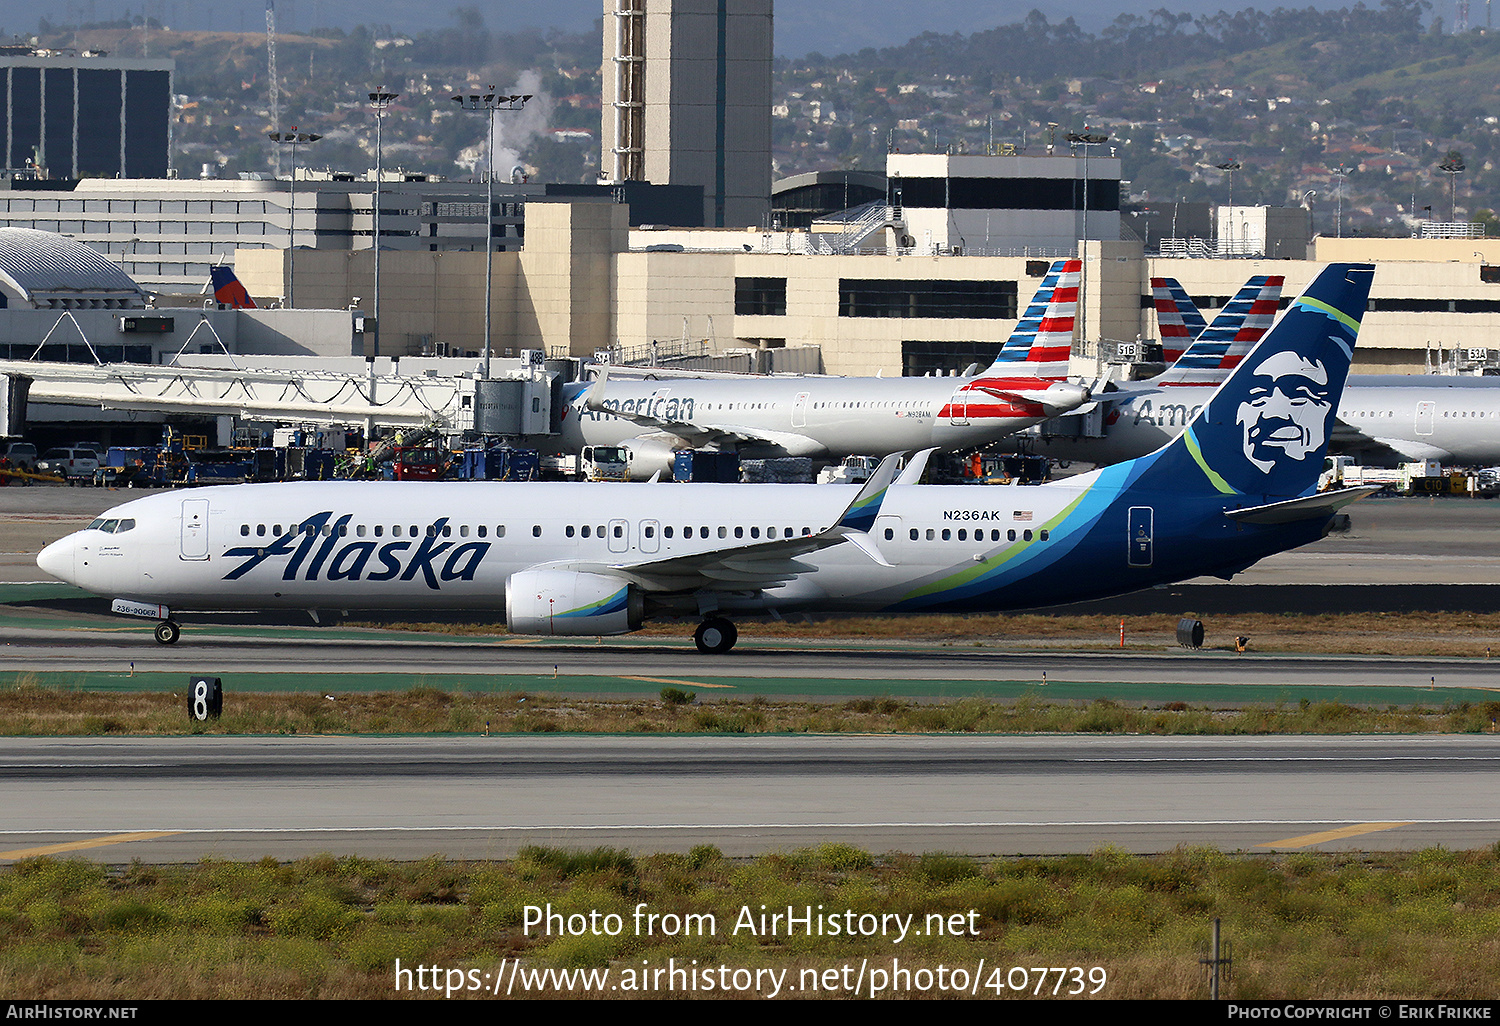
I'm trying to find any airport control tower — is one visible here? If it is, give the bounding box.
[600,0,772,229]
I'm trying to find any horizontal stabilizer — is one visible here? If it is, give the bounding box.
[1224,486,1379,525]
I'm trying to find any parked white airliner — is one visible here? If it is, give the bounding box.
[537,261,1089,478]
[37,265,1377,653]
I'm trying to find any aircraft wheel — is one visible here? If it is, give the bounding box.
[693,617,738,654]
[154,620,180,645]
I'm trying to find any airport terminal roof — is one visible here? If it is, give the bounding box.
[0,228,147,309]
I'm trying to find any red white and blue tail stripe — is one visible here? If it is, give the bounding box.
[1151,277,1205,364]
[984,258,1079,380]
[1157,275,1283,386]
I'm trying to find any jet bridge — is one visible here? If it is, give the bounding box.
[0,356,561,437]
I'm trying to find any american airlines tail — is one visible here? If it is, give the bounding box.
[983,258,1079,379]
[1155,275,1284,386]
[1150,276,1206,363]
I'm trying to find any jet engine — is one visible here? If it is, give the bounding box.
[505,570,644,636]
[620,437,682,480]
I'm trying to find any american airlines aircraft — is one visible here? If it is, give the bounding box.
[537,261,1090,479]
[1036,370,1500,468]
[37,264,1377,653]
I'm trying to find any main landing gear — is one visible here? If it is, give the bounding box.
[693,616,737,654]
[154,619,180,645]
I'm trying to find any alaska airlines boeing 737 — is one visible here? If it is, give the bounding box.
[38,264,1376,652]
[535,261,1090,478]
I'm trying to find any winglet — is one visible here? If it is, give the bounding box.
[583,363,610,411]
[834,452,904,533]
[895,448,936,485]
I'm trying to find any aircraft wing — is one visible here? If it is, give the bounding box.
[1330,420,1453,462]
[530,453,903,592]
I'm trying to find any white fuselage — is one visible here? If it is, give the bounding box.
[1032,375,1500,467]
[542,373,1085,468]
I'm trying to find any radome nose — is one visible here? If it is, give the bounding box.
[36,534,77,584]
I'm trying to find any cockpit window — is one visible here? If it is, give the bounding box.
[117,519,135,532]
[100,519,119,533]
[87,518,105,530]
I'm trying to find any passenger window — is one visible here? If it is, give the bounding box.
[958,529,967,541]
[925,528,935,540]
[750,527,759,539]
[1040,530,1049,541]
[1008,530,1016,541]
[375,525,384,537]
[533,525,542,537]
[664,526,674,539]
[459,525,469,537]
[718,527,727,538]
[566,525,576,538]
[613,525,623,538]
[910,528,919,540]
[942,529,951,541]
[1023,530,1033,541]
[702,527,711,538]
[394,525,403,537]
[442,525,451,537]
[581,525,591,538]
[476,526,484,538]
[497,526,506,538]
[645,525,655,538]
[885,528,894,541]
[240,524,250,536]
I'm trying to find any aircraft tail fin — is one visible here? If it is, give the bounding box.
[1151,276,1206,364]
[983,258,1079,379]
[1144,263,1373,500]
[1158,275,1284,386]
[209,266,257,309]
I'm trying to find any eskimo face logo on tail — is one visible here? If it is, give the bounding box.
[1235,351,1333,473]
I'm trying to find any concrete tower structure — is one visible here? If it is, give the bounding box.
[601,0,772,229]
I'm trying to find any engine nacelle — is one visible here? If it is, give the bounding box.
[621,437,681,480]
[505,570,645,637]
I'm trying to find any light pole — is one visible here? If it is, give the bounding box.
[1439,157,1465,223]
[1215,160,1241,252]
[1327,164,1354,238]
[453,87,531,379]
[267,128,321,307]
[368,89,399,360]
[1066,130,1108,352]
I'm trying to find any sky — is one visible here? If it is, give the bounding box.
[4,1,1416,58]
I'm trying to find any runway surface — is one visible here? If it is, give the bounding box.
[4,487,1500,862]
[4,623,1499,695]
[1,734,1495,861]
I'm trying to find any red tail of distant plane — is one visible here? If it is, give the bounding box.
[210,266,256,309]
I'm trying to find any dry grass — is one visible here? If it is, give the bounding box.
[3,680,1499,736]
[3,846,1499,999]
